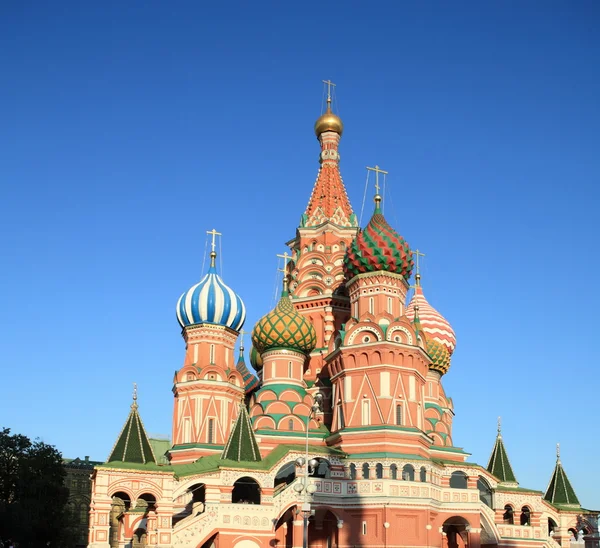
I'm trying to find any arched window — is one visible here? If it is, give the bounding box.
[362,463,370,479]
[232,477,261,505]
[420,466,427,482]
[375,463,383,479]
[349,464,357,480]
[450,471,468,489]
[402,464,415,481]
[478,477,493,508]
[186,372,195,381]
[548,518,558,536]
[520,506,531,526]
[503,505,514,525]
[274,462,296,489]
[390,464,398,480]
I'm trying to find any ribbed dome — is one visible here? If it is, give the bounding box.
[252,291,316,355]
[176,263,246,331]
[406,275,456,355]
[426,339,451,375]
[344,197,413,280]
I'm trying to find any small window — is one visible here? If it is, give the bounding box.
[337,405,345,429]
[362,463,370,479]
[390,464,398,480]
[450,471,468,489]
[478,477,493,508]
[402,464,415,481]
[186,372,195,381]
[376,463,383,479]
[369,297,374,314]
[362,400,370,426]
[387,297,392,314]
[207,418,215,444]
[349,464,357,480]
[288,419,294,431]
[362,522,367,536]
[420,466,427,482]
[288,361,293,377]
[396,404,402,426]
[503,505,514,525]
[520,506,531,526]
[209,344,215,364]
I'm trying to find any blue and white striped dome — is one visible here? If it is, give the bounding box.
[176,264,246,331]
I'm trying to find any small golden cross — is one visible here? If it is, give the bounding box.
[413,249,426,275]
[366,165,388,195]
[322,79,336,102]
[239,329,248,351]
[206,228,222,253]
[277,251,292,272]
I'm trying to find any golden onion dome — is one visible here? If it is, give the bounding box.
[314,106,343,137]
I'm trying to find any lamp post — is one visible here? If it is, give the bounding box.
[294,393,323,548]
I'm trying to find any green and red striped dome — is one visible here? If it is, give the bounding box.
[343,199,413,280]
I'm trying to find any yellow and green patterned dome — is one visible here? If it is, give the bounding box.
[426,339,451,375]
[250,344,263,370]
[252,290,317,355]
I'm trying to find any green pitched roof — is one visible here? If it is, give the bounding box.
[221,405,261,462]
[544,456,580,506]
[487,432,517,484]
[107,401,156,465]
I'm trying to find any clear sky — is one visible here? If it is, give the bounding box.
[1,2,599,508]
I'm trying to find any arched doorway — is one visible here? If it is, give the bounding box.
[109,492,130,548]
[442,516,471,548]
[232,477,261,505]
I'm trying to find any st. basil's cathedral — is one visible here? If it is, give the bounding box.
[87,87,598,548]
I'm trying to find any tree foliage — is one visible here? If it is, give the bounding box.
[0,427,77,547]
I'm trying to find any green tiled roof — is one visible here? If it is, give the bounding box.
[149,438,171,465]
[107,401,156,465]
[222,405,261,462]
[487,433,517,484]
[544,458,580,506]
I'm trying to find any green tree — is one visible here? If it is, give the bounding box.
[0,427,77,547]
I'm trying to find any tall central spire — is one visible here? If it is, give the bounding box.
[302,82,356,228]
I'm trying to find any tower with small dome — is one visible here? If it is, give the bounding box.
[87,85,598,548]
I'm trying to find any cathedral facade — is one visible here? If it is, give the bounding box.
[88,91,598,548]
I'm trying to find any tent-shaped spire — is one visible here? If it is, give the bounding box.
[221,403,261,462]
[486,418,518,485]
[544,443,580,506]
[107,385,156,465]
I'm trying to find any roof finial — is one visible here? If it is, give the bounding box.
[413,249,426,280]
[556,442,561,462]
[322,79,336,112]
[206,228,222,268]
[497,416,502,437]
[239,328,248,353]
[132,382,138,408]
[366,165,388,209]
[277,251,293,293]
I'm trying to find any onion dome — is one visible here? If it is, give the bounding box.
[250,344,263,371]
[252,288,316,355]
[314,96,343,137]
[176,252,246,331]
[427,339,451,375]
[344,194,413,280]
[406,274,456,355]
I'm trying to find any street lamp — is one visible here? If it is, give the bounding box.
[293,393,323,548]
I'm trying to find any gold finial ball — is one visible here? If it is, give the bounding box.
[314,110,344,137]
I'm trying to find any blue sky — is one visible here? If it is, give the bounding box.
[1,2,599,507]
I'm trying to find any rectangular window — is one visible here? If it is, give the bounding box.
[396,404,402,426]
[288,361,293,378]
[387,297,392,314]
[369,297,374,314]
[209,344,215,364]
[409,376,416,400]
[362,400,370,426]
[380,371,390,397]
[362,522,367,536]
[337,404,345,429]
[354,301,358,318]
[344,376,352,401]
[183,418,191,444]
[207,418,215,444]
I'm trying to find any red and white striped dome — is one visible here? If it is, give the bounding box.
[406,275,456,355]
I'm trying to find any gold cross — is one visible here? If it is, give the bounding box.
[277,251,292,273]
[322,79,336,102]
[366,165,388,195]
[206,228,222,253]
[413,249,426,275]
[239,329,248,351]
